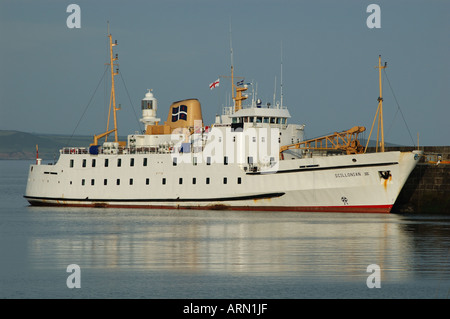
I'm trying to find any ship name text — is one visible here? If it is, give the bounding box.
[335,171,370,178]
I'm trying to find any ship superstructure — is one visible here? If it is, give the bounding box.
[24,33,422,213]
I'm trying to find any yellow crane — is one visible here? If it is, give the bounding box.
[90,128,116,147]
[279,126,366,158]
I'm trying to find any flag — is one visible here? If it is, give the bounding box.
[209,78,220,90]
[171,104,188,122]
[236,79,244,86]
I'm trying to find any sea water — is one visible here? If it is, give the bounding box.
[1,160,449,299]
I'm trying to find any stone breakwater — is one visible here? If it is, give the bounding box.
[383,146,450,214]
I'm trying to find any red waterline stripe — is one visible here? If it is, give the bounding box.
[27,200,392,214]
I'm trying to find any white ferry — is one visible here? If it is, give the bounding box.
[24,33,421,213]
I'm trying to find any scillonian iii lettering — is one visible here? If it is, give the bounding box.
[335,171,369,178]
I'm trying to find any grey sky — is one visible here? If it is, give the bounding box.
[1,0,449,146]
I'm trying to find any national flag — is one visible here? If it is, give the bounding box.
[209,78,220,90]
[236,79,244,86]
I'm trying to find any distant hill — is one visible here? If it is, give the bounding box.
[0,129,403,160]
[0,130,93,160]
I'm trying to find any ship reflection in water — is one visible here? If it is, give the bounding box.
[28,207,450,289]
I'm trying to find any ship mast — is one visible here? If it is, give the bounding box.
[105,30,119,143]
[90,29,120,147]
[365,55,387,153]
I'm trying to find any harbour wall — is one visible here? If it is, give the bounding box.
[379,146,450,214]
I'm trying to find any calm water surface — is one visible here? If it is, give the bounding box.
[1,160,449,298]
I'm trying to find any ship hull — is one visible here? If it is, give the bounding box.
[24,150,421,213]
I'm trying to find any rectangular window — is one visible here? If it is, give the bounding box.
[207,157,211,165]
[237,177,242,184]
[224,156,228,165]
[193,157,197,166]
[192,177,196,185]
[70,159,74,168]
[162,178,166,185]
[129,178,133,185]
[91,179,95,186]
[146,178,150,185]
[116,179,120,185]
[248,156,253,164]
[104,179,107,185]
[179,178,183,185]
[117,158,122,167]
[82,159,86,168]
[92,159,96,167]
[81,179,85,186]
[143,158,147,166]
[105,158,109,167]
[223,177,227,184]
[130,158,134,167]
[206,177,210,185]
[173,158,177,166]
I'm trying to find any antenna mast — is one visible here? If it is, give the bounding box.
[280,41,284,108]
[229,19,234,107]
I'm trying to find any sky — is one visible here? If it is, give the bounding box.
[1,0,449,146]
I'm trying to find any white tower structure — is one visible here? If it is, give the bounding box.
[140,89,160,128]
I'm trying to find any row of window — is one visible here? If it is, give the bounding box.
[78,177,243,186]
[232,116,287,124]
[70,156,262,168]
